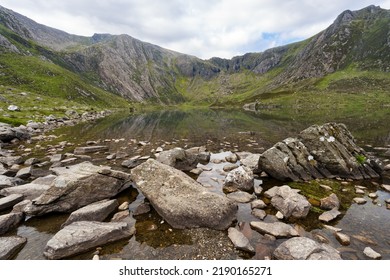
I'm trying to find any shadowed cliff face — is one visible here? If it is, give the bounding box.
[0,5,390,103]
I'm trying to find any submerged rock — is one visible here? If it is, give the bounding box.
[130,159,237,230]
[250,221,299,238]
[43,221,135,260]
[273,237,342,260]
[258,123,382,181]
[226,191,256,203]
[23,162,131,216]
[0,236,27,260]
[264,185,311,219]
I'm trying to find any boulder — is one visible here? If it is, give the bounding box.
[61,199,119,228]
[130,159,237,230]
[23,162,131,216]
[250,221,299,238]
[223,166,254,193]
[0,183,50,201]
[258,123,382,181]
[240,153,261,173]
[264,185,311,219]
[0,122,30,143]
[0,194,24,211]
[228,227,255,253]
[273,237,342,260]
[0,212,24,235]
[156,147,210,171]
[319,208,341,223]
[320,193,340,210]
[43,221,135,260]
[0,236,27,260]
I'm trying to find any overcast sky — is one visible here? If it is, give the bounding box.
[1,0,390,59]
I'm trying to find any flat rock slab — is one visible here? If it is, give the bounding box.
[228,227,254,253]
[61,199,119,227]
[0,236,27,260]
[131,159,237,230]
[250,221,299,238]
[0,183,50,201]
[273,237,342,260]
[0,212,24,235]
[74,146,109,154]
[319,208,341,223]
[0,194,24,211]
[44,221,135,260]
[226,191,256,203]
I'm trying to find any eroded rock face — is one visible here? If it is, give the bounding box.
[43,221,134,260]
[264,185,311,219]
[273,237,342,260]
[23,162,131,216]
[131,159,237,230]
[258,123,383,181]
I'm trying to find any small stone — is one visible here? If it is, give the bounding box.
[226,191,256,203]
[251,199,267,209]
[335,232,350,246]
[355,189,365,194]
[251,209,267,220]
[320,184,332,191]
[368,192,378,199]
[155,147,163,153]
[223,163,239,172]
[190,168,202,175]
[106,154,116,160]
[254,185,263,195]
[363,247,381,259]
[386,199,390,204]
[381,184,390,192]
[319,208,341,223]
[353,197,367,204]
[320,193,340,210]
[92,255,99,260]
[323,225,342,232]
[133,203,151,216]
[7,105,20,111]
[118,202,129,211]
[355,185,367,190]
[225,154,238,163]
[275,211,284,220]
[228,227,255,253]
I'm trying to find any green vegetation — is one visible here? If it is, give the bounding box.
[355,154,367,165]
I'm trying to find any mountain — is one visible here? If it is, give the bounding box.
[0,4,390,107]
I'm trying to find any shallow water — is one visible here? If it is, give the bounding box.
[8,106,390,259]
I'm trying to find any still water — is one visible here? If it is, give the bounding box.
[11,107,390,259]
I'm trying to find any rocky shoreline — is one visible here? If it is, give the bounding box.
[0,121,389,260]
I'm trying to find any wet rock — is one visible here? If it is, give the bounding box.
[251,209,267,220]
[264,185,311,219]
[335,232,350,246]
[74,146,109,154]
[0,194,24,211]
[320,193,340,210]
[273,237,342,260]
[0,183,50,201]
[323,225,342,232]
[223,163,239,172]
[23,162,131,216]
[130,159,237,230]
[226,191,256,203]
[368,192,378,199]
[228,227,255,253]
[319,208,341,223]
[223,166,254,193]
[225,154,238,163]
[61,199,119,228]
[250,221,299,238]
[0,212,24,235]
[156,147,210,171]
[0,236,27,260]
[240,153,261,173]
[111,210,130,222]
[363,247,381,259]
[258,123,382,181]
[133,202,151,216]
[353,197,367,204]
[43,221,135,260]
[251,199,267,209]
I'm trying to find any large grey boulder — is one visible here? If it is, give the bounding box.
[250,221,299,238]
[130,159,237,230]
[0,236,27,260]
[43,221,135,260]
[258,123,382,181]
[0,212,24,235]
[61,199,119,227]
[0,194,24,211]
[23,162,131,216]
[273,237,342,260]
[0,122,30,143]
[0,183,50,201]
[264,185,311,219]
[156,147,210,171]
[223,166,254,193]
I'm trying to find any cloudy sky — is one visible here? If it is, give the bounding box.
[1,0,390,59]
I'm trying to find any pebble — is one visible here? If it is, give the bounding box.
[368,192,378,199]
[190,168,202,175]
[363,247,381,259]
[118,201,129,211]
[275,211,284,220]
[251,209,267,220]
[320,184,332,191]
[355,189,365,194]
[323,225,342,232]
[250,200,267,209]
[254,185,263,195]
[353,197,367,204]
[335,232,351,246]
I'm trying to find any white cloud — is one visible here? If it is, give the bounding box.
[1,0,389,58]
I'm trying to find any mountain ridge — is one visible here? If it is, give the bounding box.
[0,4,389,105]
